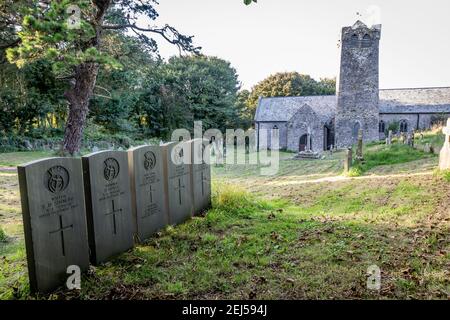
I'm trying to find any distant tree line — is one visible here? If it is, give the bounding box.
[0,0,335,153]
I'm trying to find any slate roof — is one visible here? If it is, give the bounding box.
[254,95,337,122]
[379,87,450,114]
[254,87,450,121]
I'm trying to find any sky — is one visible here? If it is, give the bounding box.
[146,0,450,90]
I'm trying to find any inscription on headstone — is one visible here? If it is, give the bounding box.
[18,158,89,293]
[189,139,212,216]
[129,146,168,241]
[162,142,193,225]
[82,151,134,264]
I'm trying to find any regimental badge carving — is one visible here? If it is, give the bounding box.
[104,158,120,181]
[45,166,70,194]
[144,151,156,171]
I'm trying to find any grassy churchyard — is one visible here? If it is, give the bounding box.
[0,132,449,300]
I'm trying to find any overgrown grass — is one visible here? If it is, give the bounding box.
[351,144,435,176]
[0,132,447,300]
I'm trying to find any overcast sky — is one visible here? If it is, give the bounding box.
[149,0,450,90]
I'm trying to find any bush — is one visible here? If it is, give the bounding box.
[0,227,7,242]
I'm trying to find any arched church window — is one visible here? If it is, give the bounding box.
[400,120,408,133]
[379,121,385,133]
[361,34,371,47]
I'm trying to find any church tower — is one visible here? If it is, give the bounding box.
[335,21,381,147]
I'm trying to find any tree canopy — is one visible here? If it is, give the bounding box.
[246,72,336,114]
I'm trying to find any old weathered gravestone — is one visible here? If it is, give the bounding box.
[129,145,169,241]
[162,141,193,225]
[82,151,134,264]
[356,129,364,161]
[386,130,393,145]
[189,139,212,216]
[18,158,90,293]
[439,118,450,170]
[344,147,352,173]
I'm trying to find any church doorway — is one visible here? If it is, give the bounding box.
[299,134,312,152]
[324,125,334,151]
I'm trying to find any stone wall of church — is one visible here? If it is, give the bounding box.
[257,122,288,150]
[380,113,450,133]
[286,109,324,152]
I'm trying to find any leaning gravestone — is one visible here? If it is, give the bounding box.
[18,158,90,293]
[189,139,212,216]
[162,141,193,225]
[82,151,134,264]
[129,145,169,241]
[439,118,450,170]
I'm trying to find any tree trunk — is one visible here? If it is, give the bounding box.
[62,62,99,155]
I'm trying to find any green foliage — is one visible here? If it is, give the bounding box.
[388,121,400,133]
[353,144,434,174]
[0,227,7,242]
[134,55,242,138]
[246,72,336,113]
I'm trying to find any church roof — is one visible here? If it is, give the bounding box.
[254,95,337,122]
[254,87,450,122]
[379,87,450,114]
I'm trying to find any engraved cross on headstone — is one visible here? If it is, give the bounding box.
[149,184,154,204]
[105,199,122,235]
[174,178,185,205]
[46,214,73,256]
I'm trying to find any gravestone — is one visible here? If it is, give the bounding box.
[82,151,134,264]
[356,129,364,161]
[424,143,431,154]
[439,118,450,170]
[162,142,193,225]
[189,139,212,216]
[386,130,392,145]
[18,158,90,293]
[129,145,169,241]
[344,147,352,173]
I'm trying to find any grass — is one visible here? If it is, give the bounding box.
[351,144,436,176]
[0,132,448,300]
[0,151,54,167]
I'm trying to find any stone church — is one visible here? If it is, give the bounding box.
[254,21,450,152]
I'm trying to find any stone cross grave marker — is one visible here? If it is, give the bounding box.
[189,139,212,216]
[344,147,352,173]
[162,141,193,225]
[82,151,134,265]
[129,145,168,241]
[18,158,90,293]
[439,118,450,170]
